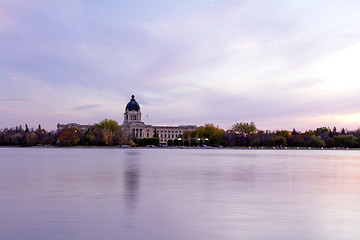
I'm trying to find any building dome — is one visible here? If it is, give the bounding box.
[125,95,140,111]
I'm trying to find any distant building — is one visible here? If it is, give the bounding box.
[57,95,197,144]
[121,95,197,144]
[57,123,92,132]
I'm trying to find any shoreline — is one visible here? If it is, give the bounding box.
[0,145,358,151]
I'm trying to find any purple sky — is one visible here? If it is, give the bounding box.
[1,0,360,131]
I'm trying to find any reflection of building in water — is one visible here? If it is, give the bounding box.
[124,155,140,211]
[121,95,197,144]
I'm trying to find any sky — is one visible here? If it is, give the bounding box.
[1,0,360,131]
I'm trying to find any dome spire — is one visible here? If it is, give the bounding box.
[125,94,140,111]
[124,94,141,124]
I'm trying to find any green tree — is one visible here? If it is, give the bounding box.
[94,119,120,145]
[264,135,287,147]
[325,138,335,147]
[307,136,325,148]
[84,128,95,146]
[315,127,329,135]
[192,123,224,146]
[334,135,358,148]
[231,122,257,135]
[302,130,316,136]
[275,130,292,139]
[153,127,159,138]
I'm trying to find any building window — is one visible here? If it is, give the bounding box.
[161,134,163,138]
[147,133,149,137]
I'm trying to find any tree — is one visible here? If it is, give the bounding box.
[182,131,191,146]
[303,130,315,136]
[129,139,135,147]
[307,136,325,148]
[341,128,346,135]
[334,135,358,148]
[191,123,224,146]
[288,135,306,147]
[332,127,338,136]
[153,127,159,138]
[58,127,81,146]
[231,122,257,135]
[325,138,335,147]
[264,135,286,147]
[315,127,329,135]
[274,130,292,139]
[292,128,299,135]
[84,128,95,146]
[94,119,120,145]
[315,127,331,141]
[26,132,38,146]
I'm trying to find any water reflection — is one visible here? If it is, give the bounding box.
[123,151,140,212]
[1,148,360,240]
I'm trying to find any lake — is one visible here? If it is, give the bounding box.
[0,148,360,240]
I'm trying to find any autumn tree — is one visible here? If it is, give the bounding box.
[58,127,81,146]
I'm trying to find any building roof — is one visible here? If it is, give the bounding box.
[125,95,140,111]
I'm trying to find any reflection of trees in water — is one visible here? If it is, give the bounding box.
[124,152,140,212]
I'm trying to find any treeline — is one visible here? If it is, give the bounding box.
[0,119,127,147]
[178,123,360,148]
[0,124,56,146]
[1,120,360,148]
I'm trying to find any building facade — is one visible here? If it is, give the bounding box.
[57,123,92,133]
[121,95,197,144]
[57,95,197,145]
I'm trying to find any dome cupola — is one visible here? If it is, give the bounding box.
[123,95,142,124]
[125,95,140,111]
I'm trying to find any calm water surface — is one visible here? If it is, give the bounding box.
[0,148,360,240]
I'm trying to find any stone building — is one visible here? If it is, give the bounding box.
[57,123,92,133]
[57,95,197,145]
[121,95,197,144]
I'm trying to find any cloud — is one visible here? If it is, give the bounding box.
[1,0,360,131]
[73,104,101,111]
[1,98,26,103]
